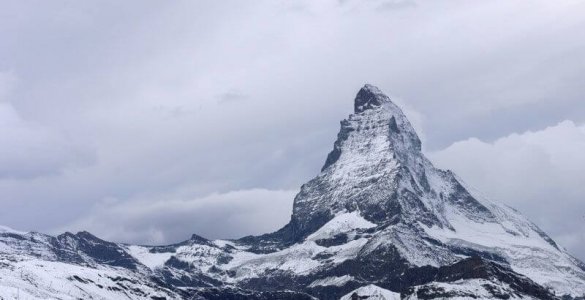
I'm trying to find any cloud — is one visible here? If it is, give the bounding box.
[376,0,417,11]
[428,121,585,260]
[0,73,95,179]
[217,91,248,105]
[64,188,296,245]
[0,0,583,261]
[0,72,17,102]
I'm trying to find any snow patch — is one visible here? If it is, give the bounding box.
[340,284,400,300]
[125,245,173,270]
[307,211,376,241]
[309,275,353,287]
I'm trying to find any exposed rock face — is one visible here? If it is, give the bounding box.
[1,85,584,299]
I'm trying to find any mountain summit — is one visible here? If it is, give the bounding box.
[354,84,392,113]
[1,85,584,299]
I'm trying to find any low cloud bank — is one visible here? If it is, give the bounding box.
[65,188,296,245]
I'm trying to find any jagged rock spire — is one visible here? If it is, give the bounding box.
[294,84,434,239]
[322,84,422,173]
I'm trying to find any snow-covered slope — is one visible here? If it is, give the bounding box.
[1,85,584,299]
[0,228,179,299]
[0,257,176,299]
[403,279,540,300]
[340,284,400,300]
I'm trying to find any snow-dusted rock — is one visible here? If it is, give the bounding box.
[403,279,538,300]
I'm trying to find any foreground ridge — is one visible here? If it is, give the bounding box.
[1,85,584,299]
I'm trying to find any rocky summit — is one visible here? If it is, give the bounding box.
[1,85,584,299]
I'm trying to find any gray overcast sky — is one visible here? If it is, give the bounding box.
[1,0,584,260]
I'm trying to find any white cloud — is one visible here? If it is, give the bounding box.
[429,121,585,259]
[64,188,296,244]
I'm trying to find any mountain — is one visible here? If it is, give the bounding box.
[1,85,584,299]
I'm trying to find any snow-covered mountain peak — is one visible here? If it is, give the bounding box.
[294,85,438,238]
[321,84,421,174]
[284,85,585,296]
